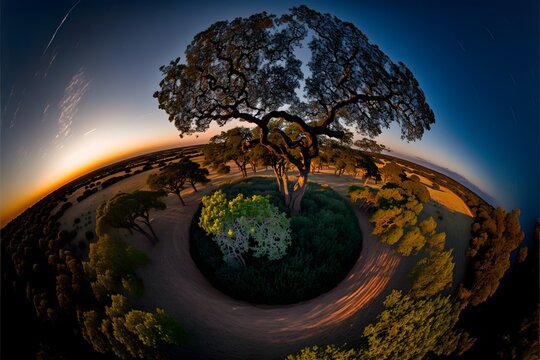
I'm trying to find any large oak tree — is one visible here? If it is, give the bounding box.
[154,6,434,213]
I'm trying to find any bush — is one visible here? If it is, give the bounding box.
[60,202,73,211]
[216,163,230,174]
[199,190,291,266]
[190,177,362,304]
[101,176,124,189]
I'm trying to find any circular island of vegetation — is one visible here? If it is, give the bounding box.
[189,177,362,305]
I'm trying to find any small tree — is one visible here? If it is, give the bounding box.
[402,179,431,203]
[203,127,253,177]
[410,249,455,298]
[397,225,425,256]
[147,157,210,205]
[96,191,166,245]
[183,158,210,191]
[199,190,291,267]
[82,295,183,359]
[361,290,463,359]
[380,162,405,183]
[84,233,149,301]
[354,137,390,153]
[462,207,524,306]
[357,155,381,185]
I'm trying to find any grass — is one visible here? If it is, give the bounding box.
[190,177,362,305]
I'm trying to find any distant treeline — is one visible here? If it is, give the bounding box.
[0,146,198,359]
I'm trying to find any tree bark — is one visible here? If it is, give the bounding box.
[132,221,158,246]
[289,170,308,214]
[191,182,198,192]
[282,171,291,206]
[273,167,283,193]
[176,191,186,206]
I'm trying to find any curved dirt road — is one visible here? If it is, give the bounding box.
[128,172,409,359]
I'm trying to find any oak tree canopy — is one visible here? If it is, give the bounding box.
[155,5,435,213]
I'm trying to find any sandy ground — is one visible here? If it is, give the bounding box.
[60,162,473,359]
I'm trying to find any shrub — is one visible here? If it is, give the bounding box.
[216,163,230,174]
[199,190,291,266]
[190,177,362,304]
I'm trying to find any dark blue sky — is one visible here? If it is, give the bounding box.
[1,0,538,237]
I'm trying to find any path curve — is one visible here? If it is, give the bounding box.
[130,173,404,359]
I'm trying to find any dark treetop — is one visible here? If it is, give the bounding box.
[155,5,434,212]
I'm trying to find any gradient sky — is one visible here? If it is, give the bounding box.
[1,0,538,235]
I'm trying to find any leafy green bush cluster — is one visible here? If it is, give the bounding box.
[199,190,291,266]
[190,177,362,304]
[349,182,441,256]
[81,192,183,358]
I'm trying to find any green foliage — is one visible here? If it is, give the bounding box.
[401,179,431,203]
[84,233,148,301]
[380,162,404,183]
[351,182,432,256]
[155,6,435,212]
[419,216,437,235]
[397,226,425,256]
[462,207,524,306]
[410,249,455,298]
[216,163,230,174]
[348,185,378,209]
[148,157,210,204]
[361,290,462,360]
[82,295,183,359]
[354,137,389,153]
[426,231,447,253]
[96,190,166,244]
[191,177,362,304]
[202,127,253,177]
[287,345,359,360]
[199,190,292,266]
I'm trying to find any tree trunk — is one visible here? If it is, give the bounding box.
[176,191,186,206]
[273,167,283,193]
[271,160,290,205]
[191,182,198,192]
[282,171,290,206]
[132,221,158,246]
[289,170,308,215]
[145,222,160,245]
[364,177,369,186]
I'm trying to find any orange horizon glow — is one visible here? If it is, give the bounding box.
[0,137,203,227]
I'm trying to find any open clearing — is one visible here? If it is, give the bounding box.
[61,161,473,359]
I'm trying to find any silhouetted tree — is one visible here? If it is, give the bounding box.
[357,155,381,185]
[96,191,166,245]
[203,127,253,177]
[147,158,210,205]
[460,207,524,306]
[354,137,389,153]
[155,6,435,213]
[380,162,405,183]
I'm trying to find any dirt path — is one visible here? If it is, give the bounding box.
[67,165,472,359]
[122,172,403,359]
